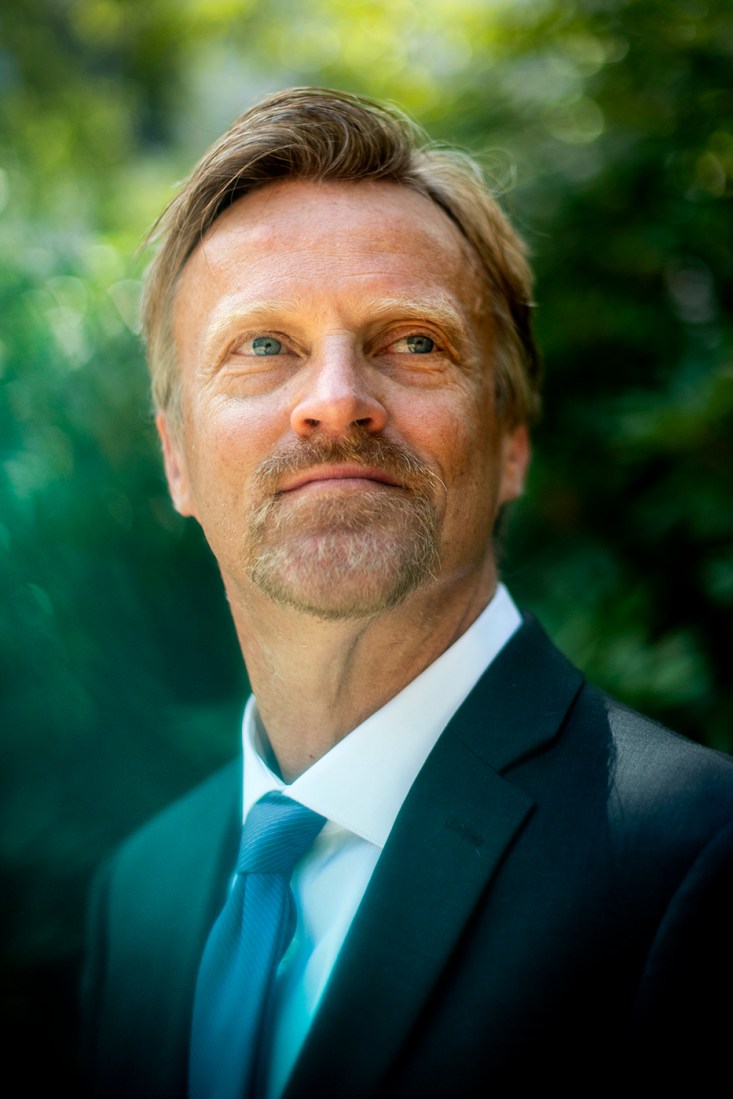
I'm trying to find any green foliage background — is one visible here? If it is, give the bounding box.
[2,0,732,1085]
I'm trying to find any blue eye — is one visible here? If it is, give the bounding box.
[252,336,282,356]
[405,335,435,354]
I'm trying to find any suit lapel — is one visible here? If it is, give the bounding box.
[284,616,584,1099]
[89,760,242,1098]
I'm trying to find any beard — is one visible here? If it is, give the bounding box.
[242,432,443,620]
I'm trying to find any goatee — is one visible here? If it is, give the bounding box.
[243,431,444,620]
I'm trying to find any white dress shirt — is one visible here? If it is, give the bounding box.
[241,583,522,1099]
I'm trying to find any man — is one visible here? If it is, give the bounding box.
[83,88,733,1098]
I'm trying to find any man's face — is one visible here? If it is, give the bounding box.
[158,178,528,620]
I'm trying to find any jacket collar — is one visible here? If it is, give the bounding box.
[284,615,584,1099]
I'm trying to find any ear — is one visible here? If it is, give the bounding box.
[155,411,196,517]
[498,423,531,506]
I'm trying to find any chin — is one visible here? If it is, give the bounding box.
[241,486,441,619]
[246,525,440,621]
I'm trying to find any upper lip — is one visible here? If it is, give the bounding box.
[278,464,402,493]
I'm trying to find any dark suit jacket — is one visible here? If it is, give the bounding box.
[82,616,733,1097]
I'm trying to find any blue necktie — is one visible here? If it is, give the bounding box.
[188,791,326,1099]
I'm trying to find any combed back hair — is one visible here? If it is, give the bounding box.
[141,86,542,429]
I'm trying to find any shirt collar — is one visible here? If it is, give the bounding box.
[242,583,522,848]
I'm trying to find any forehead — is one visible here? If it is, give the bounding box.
[173,178,487,331]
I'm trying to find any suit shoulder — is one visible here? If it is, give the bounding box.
[105,760,241,897]
[569,683,733,838]
[578,682,733,778]
[506,616,733,830]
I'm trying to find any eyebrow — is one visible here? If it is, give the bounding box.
[200,301,298,365]
[360,296,470,341]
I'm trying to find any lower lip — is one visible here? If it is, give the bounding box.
[284,477,396,495]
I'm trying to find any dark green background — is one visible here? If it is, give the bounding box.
[2,0,731,1087]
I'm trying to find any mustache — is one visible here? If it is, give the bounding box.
[251,431,445,496]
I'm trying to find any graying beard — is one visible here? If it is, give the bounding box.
[245,491,440,620]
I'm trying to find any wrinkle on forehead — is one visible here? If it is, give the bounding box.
[184,177,478,278]
[173,177,493,368]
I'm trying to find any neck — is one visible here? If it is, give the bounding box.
[225,565,498,781]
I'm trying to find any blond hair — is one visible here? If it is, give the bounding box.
[142,87,541,428]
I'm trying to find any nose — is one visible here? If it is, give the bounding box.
[290,341,388,437]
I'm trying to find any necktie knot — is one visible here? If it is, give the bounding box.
[238,792,327,876]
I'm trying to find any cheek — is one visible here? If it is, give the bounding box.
[431,404,506,527]
[187,397,281,485]
[392,380,485,449]
[418,391,495,486]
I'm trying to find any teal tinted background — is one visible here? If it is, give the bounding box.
[1,0,732,1087]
